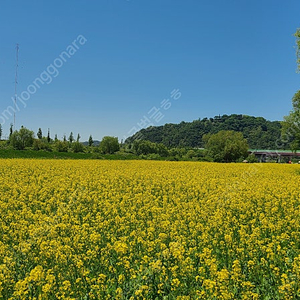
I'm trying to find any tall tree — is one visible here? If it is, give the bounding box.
[76,133,80,142]
[54,134,58,142]
[88,135,94,147]
[9,123,13,139]
[37,128,43,139]
[47,128,51,143]
[0,124,2,140]
[69,132,74,143]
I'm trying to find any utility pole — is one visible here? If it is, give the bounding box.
[14,44,19,130]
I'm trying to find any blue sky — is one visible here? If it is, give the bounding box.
[0,0,299,141]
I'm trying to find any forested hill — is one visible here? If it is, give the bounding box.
[126,114,284,149]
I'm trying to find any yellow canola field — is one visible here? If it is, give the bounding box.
[0,159,300,299]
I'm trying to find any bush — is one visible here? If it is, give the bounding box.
[133,140,169,157]
[0,141,8,149]
[143,153,161,160]
[72,142,85,153]
[33,138,52,151]
[246,153,258,163]
[55,141,69,152]
[169,148,187,158]
[186,150,196,159]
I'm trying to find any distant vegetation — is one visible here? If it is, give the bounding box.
[125,114,283,149]
[0,113,296,163]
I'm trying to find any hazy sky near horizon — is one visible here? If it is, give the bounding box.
[0,0,300,141]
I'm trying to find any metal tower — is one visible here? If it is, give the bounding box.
[14,44,19,130]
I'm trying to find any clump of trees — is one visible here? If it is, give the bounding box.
[9,126,34,150]
[204,130,249,162]
[132,140,168,157]
[99,136,120,154]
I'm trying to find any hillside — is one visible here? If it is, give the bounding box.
[125,114,285,149]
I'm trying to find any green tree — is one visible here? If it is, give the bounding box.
[37,128,43,139]
[76,133,80,142]
[282,90,300,149]
[9,127,34,150]
[133,140,157,155]
[132,140,169,157]
[156,143,169,157]
[54,134,58,142]
[99,136,120,154]
[88,135,94,147]
[0,124,2,140]
[290,140,300,154]
[47,128,51,143]
[69,132,74,143]
[296,28,300,72]
[9,123,13,139]
[204,130,249,162]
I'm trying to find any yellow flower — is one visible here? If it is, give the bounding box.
[1,160,300,298]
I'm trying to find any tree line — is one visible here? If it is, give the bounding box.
[0,123,256,162]
[0,125,120,154]
[0,108,299,162]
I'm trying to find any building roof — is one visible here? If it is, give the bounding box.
[249,149,300,156]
